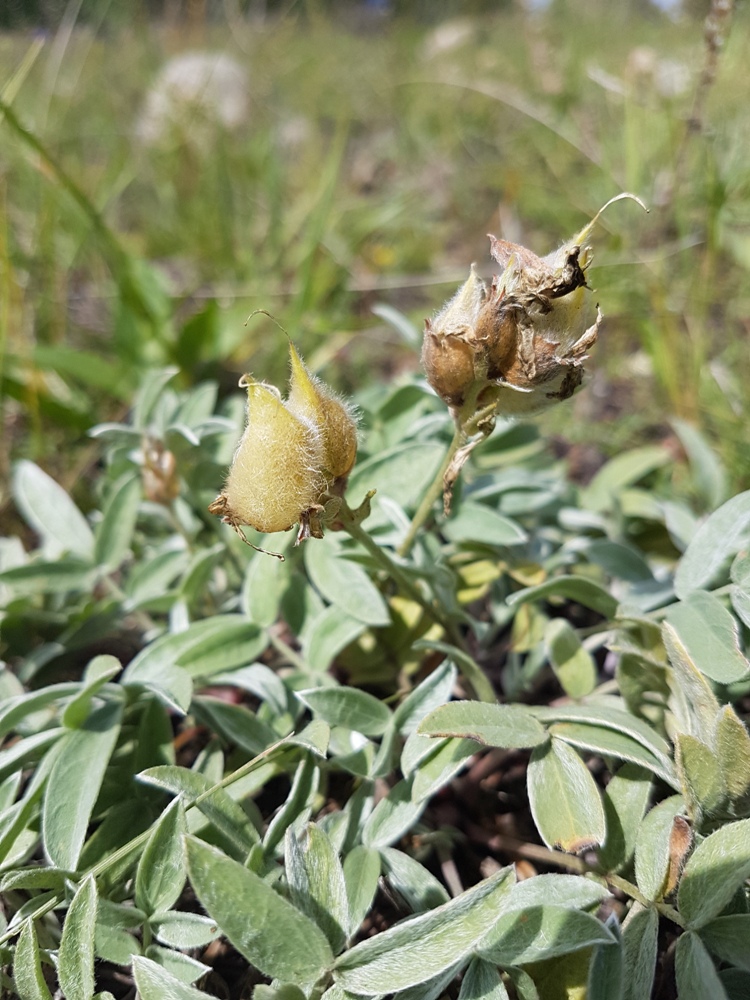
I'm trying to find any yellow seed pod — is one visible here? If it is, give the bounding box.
[286,343,358,480]
[220,379,326,534]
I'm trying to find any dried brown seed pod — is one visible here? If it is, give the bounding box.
[423,193,645,418]
[422,193,647,509]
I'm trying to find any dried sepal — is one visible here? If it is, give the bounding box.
[142,437,180,505]
[421,265,487,408]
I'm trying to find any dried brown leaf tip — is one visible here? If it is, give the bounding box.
[209,342,357,558]
[423,193,647,510]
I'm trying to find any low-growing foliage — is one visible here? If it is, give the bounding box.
[2,286,750,997]
[2,4,750,1000]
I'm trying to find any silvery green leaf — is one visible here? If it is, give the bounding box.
[58,876,97,1000]
[333,867,514,994]
[186,837,334,985]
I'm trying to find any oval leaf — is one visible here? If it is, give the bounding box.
[598,764,652,874]
[665,591,750,684]
[545,619,596,699]
[303,606,367,674]
[412,737,480,803]
[700,915,750,972]
[477,906,614,966]
[418,702,547,749]
[343,846,381,936]
[507,576,617,618]
[622,906,658,1000]
[527,738,606,852]
[550,722,675,787]
[380,847,450,914]
[393,661,457,736]
[14,919,53,1000]
[242,544,292,627]
[442,502,527,547]
[587,914,623,1000]
[132,956,214,1000]
[361,778,425,849]
[678,818,750,928]
[94,474,141,571]
[186,836,334,984]
[333,867,515,994]
[298,687,391,737]
[286,824,349,954]
[135,797,187,916]
[151,912,221,949]
[13,461,94,560]
[675,932,728,1000]
[675,491,750,599]
[43,699,122,870]
[634,796,684,901]
[459,957,510,1000]
[305,541,390,627]
[137,765,258,857]
[58,875,98,1000]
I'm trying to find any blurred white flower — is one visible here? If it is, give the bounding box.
[136,51,249,145]
[421,18,475,61]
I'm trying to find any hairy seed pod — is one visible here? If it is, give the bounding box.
[210,341,359,545]
[287,343,358,480]
[219,380,325,534]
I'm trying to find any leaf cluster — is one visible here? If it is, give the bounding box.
[1,365,750,999]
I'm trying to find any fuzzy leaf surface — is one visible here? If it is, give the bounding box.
[43,699,122,870]
[333,867,515,994]
[58,875,98,1000]
[418,702,547,749]
[527,738,606,852]
[678,818,750,928]
[186,836,334,984]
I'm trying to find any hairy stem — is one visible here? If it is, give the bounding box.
[0,739,290,945]
[397,422,464,558]
[339,500,495,701]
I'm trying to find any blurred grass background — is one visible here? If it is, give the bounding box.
[1,0,748,514]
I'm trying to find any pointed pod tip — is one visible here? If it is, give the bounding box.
[575,192,649,244]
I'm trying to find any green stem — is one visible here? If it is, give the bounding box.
[499,836,686,929]
[269,631,311,673]
[342,513,436,618]
[397,423,463,558]
[339,502,494,701]
[606,873,686,929]
[0,739,289,945]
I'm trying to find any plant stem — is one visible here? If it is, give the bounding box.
[496,834,686,929]
[342,513,437,620]
[269,630,311,673]
[397,423,463,558]
[607,872,686,929]
[0,739,290,945]
[339,501,495,702]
